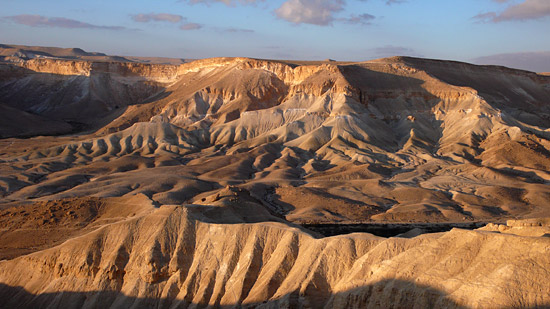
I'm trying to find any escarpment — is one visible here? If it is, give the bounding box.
[1,52,550,308]
[2,55,550,222]
[0,59,180,135]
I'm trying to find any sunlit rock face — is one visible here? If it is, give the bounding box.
[1,49,550,308]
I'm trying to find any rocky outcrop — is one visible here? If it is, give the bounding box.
[2,52,550,308]
[2,56,550,223]
[0,60,175,126]
[0,202,548,308]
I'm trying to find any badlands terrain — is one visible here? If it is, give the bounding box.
[0,45,549,308]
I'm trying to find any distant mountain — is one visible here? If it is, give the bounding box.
[0,44,189,64]
[472,51,550,73]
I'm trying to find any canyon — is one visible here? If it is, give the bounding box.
[0,45,549,308]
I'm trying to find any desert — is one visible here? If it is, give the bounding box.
[0,41,549,308]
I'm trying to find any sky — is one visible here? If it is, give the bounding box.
[1,0,550,71]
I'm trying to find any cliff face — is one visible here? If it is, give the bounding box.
[7,57,182,80]
[1,55,550,308]
[13,59,93,76]
[2,56,550,222]
[0,59,180,132]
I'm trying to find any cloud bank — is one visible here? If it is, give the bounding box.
[275,0,379,26]
[131,12,202,31]
[474,0,550,22]
[275,0,345,26]
[472,51,550,72]
[4,15,125,30]
[185,0,388,27]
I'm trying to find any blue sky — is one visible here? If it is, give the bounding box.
[1,0,550,70]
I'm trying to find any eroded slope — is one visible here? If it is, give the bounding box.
[2,56,550,223]
[1,55,550,308]
[0,195,548,308]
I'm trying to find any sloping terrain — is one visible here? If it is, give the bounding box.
[0,192,548,308]
[1,51,550,308]
[0,103,72,138]
[2,55,550,223]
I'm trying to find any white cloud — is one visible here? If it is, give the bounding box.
[275,0,345,26]
[474,0,550,22]
[4,15,126,30]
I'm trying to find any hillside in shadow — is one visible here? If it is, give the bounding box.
[0,280,468,309]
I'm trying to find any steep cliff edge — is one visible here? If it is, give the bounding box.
[0,59,180,135]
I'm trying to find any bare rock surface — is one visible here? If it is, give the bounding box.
[2,55,550,223]
[1,48,550,308]
[0,199,548,308]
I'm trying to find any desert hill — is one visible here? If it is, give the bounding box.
[0,44,130,63]
[2,55,550,223]
[0,192,549,308]
[1,49,550,307]
[0,44,189,65]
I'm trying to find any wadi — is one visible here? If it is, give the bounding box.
[0,45,549,308]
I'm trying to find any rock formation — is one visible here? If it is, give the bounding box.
[1,47,550,308]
